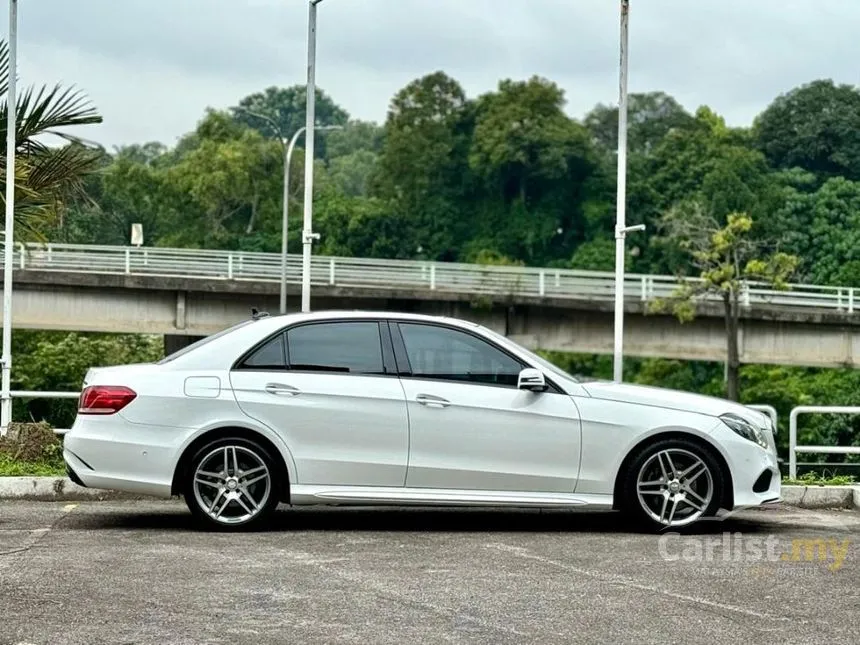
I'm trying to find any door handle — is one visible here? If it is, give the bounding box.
[416,394,450,408]
[264,383,301,397]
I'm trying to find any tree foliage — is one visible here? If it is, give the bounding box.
[652,207,798,400]
[0,39,104,240]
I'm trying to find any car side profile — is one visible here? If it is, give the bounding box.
[63,311,780,531]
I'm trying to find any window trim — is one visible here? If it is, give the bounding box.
[232,319,397,377]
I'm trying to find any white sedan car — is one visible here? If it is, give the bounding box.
[64,311,780,531]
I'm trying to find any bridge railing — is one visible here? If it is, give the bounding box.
[9,242,858,312]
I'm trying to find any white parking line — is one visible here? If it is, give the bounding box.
[483,542,787,622]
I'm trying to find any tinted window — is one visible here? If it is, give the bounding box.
[287,322,385,374]
[398,324,522,387]
[241,333,286,370]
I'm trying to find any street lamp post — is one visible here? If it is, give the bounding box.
[235,107,340,315]
[613,0,644,383]
[1,0,19,435]
[301,0,325,313]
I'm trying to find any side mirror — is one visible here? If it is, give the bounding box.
[518,368,547,393]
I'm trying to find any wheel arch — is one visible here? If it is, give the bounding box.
[171,426,292,503]
[611,430,734,511]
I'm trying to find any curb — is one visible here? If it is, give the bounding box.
[0,479,859,508]
[780,485,858,510]
[0,477,160,501]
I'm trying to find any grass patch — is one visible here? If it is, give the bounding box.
[783,472,857,487]
[0,422,65,477]
[0,453,65,476]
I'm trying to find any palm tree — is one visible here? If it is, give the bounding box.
[0,39,104,240]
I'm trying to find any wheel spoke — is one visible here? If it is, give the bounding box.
[239,487,259,510]
[240,465,266,481]
[681,462,707,486]
[243,473,268,487]
[681,493,706,512]
[657,492,669,522]
[208,489,225,515]
[666,498,680,524]
[656,453,669,480]
[235,493,254,515]
[638,478,664,490]
[195,477,221,490]
[231,446,240,476]
[223,447,229,475]
[683,485,709,507]
[661,451,678,478]
[197,470,222,480]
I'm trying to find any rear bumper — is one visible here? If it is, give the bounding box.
[62,415,189,498]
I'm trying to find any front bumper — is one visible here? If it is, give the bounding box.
[709,421,781,509]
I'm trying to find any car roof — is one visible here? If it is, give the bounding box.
[252,310,480,329]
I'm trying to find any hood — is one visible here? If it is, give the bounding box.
[581,380,769,427]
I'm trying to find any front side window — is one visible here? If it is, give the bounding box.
[398,323,523,387]
[287,322,385,375]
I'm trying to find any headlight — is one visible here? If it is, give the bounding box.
[720,413,769,450]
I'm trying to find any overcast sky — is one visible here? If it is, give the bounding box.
[5,0,857,149]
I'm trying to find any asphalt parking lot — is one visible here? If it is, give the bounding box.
[1,502,858,645]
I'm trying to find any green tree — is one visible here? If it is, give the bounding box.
[633,108,783,273]
[231,85,349,159]
[372,71,473,260]
[0,39,104,240]
[652,207,798,401]
[584,91,694,157]
[467,76,605,264]
[158,111,284,250]
[754,79,860,180]
[769,177,860,286]
[11,331,162,427]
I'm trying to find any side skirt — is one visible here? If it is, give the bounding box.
[289,485,614,509]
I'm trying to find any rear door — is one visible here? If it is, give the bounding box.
[229,320,409,487]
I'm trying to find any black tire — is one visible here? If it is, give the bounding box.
[620,437,724,533]
[182,436,280,532]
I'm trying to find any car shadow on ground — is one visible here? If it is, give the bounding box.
[66,503,789,536]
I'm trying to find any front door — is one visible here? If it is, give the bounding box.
[393,322,581,493]
[229,320,409,487]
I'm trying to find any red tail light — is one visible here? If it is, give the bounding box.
[78,386,137,415]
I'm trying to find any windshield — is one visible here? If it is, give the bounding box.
[479,326,580,384]
[157,320,254,364]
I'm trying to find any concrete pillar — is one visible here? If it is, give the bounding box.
[164,334,203,357]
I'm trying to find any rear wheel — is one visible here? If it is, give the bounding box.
[622,438,723,532]
[183,437,279,531]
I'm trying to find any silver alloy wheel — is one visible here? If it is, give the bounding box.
[636,448,714,528]
[192,445,272,525]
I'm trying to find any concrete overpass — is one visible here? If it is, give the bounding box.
[3,243,860,368]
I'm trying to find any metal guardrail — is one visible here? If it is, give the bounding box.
[748,404,778,433]
[7,242,860,312]
[9,390,79,436]
[789,406,860,479]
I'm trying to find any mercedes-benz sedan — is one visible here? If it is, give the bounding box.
[63,311,780,531]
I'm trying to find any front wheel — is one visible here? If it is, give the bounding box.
[621,438,724,532]
[183,437,280,531]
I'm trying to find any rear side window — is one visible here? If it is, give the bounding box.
[287,322,385,375]
[241,333,286,370]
